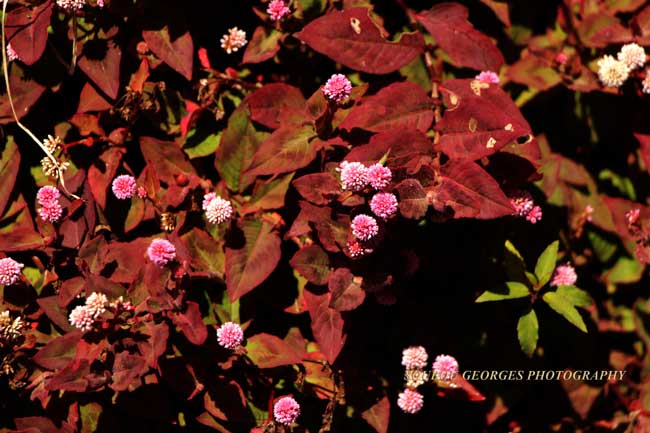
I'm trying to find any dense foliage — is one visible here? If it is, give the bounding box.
[1,0,650,432]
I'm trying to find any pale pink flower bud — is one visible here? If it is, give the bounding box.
[475,70,500,84]
[337,161,368,192]
[203,193,233,224]
[618,43,646,70]
[6,43,19,62]
[267,0,291,21]
[56,0,85,11]
[401,346,428,370]
[370,192,398,220]
[69,305,94,331]
[626,208,641,226]
[147,239,176,266]
[85,292,108,319]
[347,240,372,258]
[366,163,392,190]
[112,175,137,199]
[0,258,23,286]
[273,396,300,426]
[220,27,247,54]
[217,322,244,349]
[397,388,424,414]
[432,354,459,381]
[322,74,352,103]
[351,214,379,241]
[555,52,568,65]
[550,264,577,287]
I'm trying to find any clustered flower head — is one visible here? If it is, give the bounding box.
[85,292,108,319]
[203,193,233,224]
[69,305,94,332]
[618,43,646,70]
[346,240,372,258]
[322,74,352,103]
[56,0,86,11]
[555,52,568,65]
[147,239,176,266]
[366,163,392,190]
[273,396,300,426]
[509,190,542,224]
[475,70,500,84]
[432,354,459,381]
[550,263,577,287]
[112,175,137,199]
[0,258,23,286]
[217,322,244,349]
[0,311,24,344]
[6,44,18,62]
[370,192,398,220]
[397,388,424,414]
[597,55,630,88]
[109,296,134,311]
[337,161,368,192]
[402,346,428,370]
[69,293,132,332]
[267,0,291,21]
[626,208,641,226]
[351,214,379,241]
[220,27,247,54]
[37,186,63,223]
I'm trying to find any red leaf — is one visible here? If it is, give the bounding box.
[180,228,225,277]
[578,13,633,48]
[143,27,193,80]
[110,352,148,392]
[45,359,90,392]
[5,2,53,65]
[0,195,43,252]
[245,333,303,368]
[78,39,122,100]
[197,47,211,68]
[33,332,82,370]
[340,82,434,133]
[437,79,532,160]
[172,301,208,345]
[0,137,19,216]
[416,3,504,71]
[361,397,390,433]
[438,373,486,401]
[635,133,650,172]
[295,7,424,74]
[328,268,365,311]
[247,83,306,130]
[243,26,283,64]
[292,173,341,205]
[346,128,433,172]
[395,179,428,219]
[226,220,281,301]
[0,65,46,123]
[246,125,320,176]
[435,160,514,219]
[304,290,346,364]
[37,296,76,332]
[137,322,169,369]
[69,113,105,136]
[14,417,75,433]
[77,83,112,113]
[290,244,331,285]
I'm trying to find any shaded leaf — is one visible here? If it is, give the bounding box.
[0,64,47,123]
[143,27,193,80]
[361,397,390,433]
[241,173,294,215]
[304,290,346,364]
[395,179,428,219]
[476,281,530,302]
[247,125,319,176]
[181,228,225,277]
[293,173,340,205]
[78,40,122,100]
[290,244,331,285]
[243,26,283,64]
[5,2,53,65]
[172,301,208,345]
[0,137,19,216]
[328,268,365,311]
[245,333,303,368]
[33,332,82,370]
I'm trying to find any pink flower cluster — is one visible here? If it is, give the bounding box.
[217,322,244,349]
[475,70,500,84]
[432,354,459,381]
[397,388,424,414]
[338,161,392,192]
[402,346,428,370]
[273,396,300,426]
[221,27,247,54]
[626,208,641,226]
[351,214,379,241]
[346,240,373,258]
[0,257,23,286]
[147,239,176,266]
[550,264,577,287]
[322,74,352,103]
[267,0,291,21]
[37,186,63,223]
[56,0,85,11]
[509,190,542,224]
[112,175,137,199]
[69,292,131,331]
[203,193,233,224]
[6,44,19,62]
[370,192,398,220]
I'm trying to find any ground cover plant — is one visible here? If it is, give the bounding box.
[1,0,650,432]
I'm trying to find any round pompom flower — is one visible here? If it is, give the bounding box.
[337,161,368,192]
[366,163,392,190]
[273,396,300,426]
[0,258,23,286]
[550,264,577,287]
[432,354,459,381]
[351,214,379,241]
[56,0,85,10]
[85,292,108,319]
[370,192,398,220]
[597,55,630,88]
[147,239,176,266]
[475,70,500,84]
[555,52,568,65]
[220,27,247,54]
[36,186,61,206]
[38,202,63,223]
[112,175,137,200]
[397,389,424,414]
[618,43,646,69]
[69,305,94,332]
[217,322,244,349]
[203,193,233,224]
[322,74,352,103]
[267,0,291,21]
[401,346,428,370]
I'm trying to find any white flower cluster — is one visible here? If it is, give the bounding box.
[597,43,650,93]
[0,311,24,343]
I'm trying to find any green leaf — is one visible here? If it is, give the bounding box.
[587,230,617,263]
[534,240,559,288]
[184,131,221,159]
[504,240,528,283]
[476,281,530,302]
[542,292,587,332]
[517,308,539,357]
[556,285,593,307]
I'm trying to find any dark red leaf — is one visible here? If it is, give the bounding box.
[340,82,434,133]
[304,290,346,364]
[328,268,365,311]
[295,7,424,74]
[77,83,112,113]
[361,397,390,433]
[110,352,148,392]
[395,179,428,219]
[292,173,341,205]
[171,301,208,345]
[137,322,169,369]
[46,360,90,392]
[246,83,306,130]
[246,125,320,176]
[37,296,76,332]
[87,147,124,209]
[33,332,82,370]
[240,173,295,215]
[0,137,19,216]
[0,65,46,124]
[143,27,193,80]
[226,220,282,301]
[5,2,53,65]
[416,3,504,71]
[242,26,283,64]
[78,40,122,100]
[290,244,331,285]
